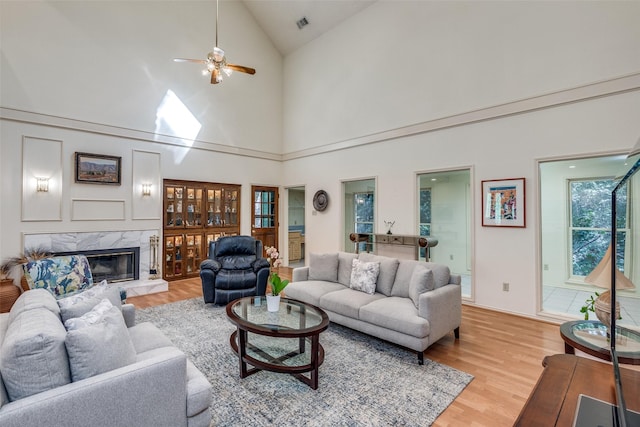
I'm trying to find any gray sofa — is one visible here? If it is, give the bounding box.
[285,252,461,364]
[0,288,212,427]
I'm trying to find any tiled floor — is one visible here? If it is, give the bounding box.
[542,285,640,328]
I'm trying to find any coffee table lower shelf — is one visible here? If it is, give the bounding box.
[229,329,325,389]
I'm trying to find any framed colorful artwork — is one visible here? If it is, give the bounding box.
[481,177,526,227]
[74,152,121,185]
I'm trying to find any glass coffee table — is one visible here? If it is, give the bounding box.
[226,296,330,389]
[560,320,640,365]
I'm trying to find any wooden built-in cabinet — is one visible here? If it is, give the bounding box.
[163,179,240,281]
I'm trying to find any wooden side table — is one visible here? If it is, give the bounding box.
[515,354,640,426]
[0,279,21,313]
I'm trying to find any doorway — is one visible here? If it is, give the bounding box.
[343,178,376,253]
[287,187,305,268]
[251,186,278,253]
[417,169,472,299]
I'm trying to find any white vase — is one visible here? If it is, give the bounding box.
[266,294,280,312]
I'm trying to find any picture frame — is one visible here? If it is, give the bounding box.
[481,177,526,227]
[74,152,121,185]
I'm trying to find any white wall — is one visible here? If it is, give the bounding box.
[280,1,640,318]
[283,1,640,152]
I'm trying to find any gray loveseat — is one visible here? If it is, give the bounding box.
[0,288,212,427]
[285,252,461,364]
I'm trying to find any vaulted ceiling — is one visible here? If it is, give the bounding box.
[242,0,375,55]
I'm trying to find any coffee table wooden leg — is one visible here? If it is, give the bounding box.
[564,341,575,355]
[310,334,319,390]
[238,328,249,378]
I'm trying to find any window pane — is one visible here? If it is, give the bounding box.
[572,230,609,276]
[570,180,615,228]
[420,189,432,223]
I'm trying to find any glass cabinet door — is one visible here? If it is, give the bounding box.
[164,235,184,279]
[207,189,223,227]
[185,186,203,227]
[224,188,239,226]
[185,233,202,275]
[165,185,185,228]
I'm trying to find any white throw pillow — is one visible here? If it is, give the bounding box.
[349,259,380,294]
[64,300,136,381]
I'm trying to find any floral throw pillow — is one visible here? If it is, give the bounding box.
[24,255,94,299]
[349,259,380,295]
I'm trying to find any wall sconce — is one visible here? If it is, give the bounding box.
[36,177,49,192]
[142,183,152,197]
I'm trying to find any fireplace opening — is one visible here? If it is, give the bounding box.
[54,247,140,283]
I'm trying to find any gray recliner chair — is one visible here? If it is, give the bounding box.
[199,235,270,305]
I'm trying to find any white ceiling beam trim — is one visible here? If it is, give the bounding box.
[0,107,281,162]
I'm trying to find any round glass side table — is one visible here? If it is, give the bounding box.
[560,320,640,365]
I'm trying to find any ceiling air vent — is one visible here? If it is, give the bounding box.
[296,17,309,30]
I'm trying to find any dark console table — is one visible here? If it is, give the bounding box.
[349,233,438,261]
[514,354,640,426]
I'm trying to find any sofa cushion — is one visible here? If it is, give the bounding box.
[337,252,358,286]
[423,262,452,289]
[360,297,430,338]
[24,255,94,298]
[64,301,137,382]
[285,280,345,307]
[409,265,435,308]
[58,282,123,323]
[8,288,60,324]
[358,253,399,296]
[319,288,385,319]
[186,360,213,417]
[308,253,339,282]
[391,259,421,298]
[0,307,71,401]
[128,322,175,354]
[349,259,379,294]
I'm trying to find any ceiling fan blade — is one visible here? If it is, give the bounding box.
[210,68,220,84]
[174,58,207,64]
[226,64,256,75]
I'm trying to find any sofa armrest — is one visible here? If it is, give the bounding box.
[292,266,309,282]
[122,303,136,327]
[418,284,461,344]
[0,348,189,427]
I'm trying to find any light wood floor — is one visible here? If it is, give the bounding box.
[127,270,566,426]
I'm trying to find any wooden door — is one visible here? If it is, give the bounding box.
[251,186,278,253]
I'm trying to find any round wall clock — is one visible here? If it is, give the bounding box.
[313,190,329,211]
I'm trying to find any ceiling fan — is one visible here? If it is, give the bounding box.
[174,0,256,85]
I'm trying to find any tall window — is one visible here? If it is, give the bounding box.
[569,178,628,277]
[419,188,432,259]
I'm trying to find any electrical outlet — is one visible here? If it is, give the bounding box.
[502,282,509,292]
[450,254,454,260]
[544,264,549,271]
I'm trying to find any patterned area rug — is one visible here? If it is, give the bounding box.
[136,298,473,426]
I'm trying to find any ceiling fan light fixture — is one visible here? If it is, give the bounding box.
[223,67,233,77]
[212,47,225,63]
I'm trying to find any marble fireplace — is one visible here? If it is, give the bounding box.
[23,230,168,296]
